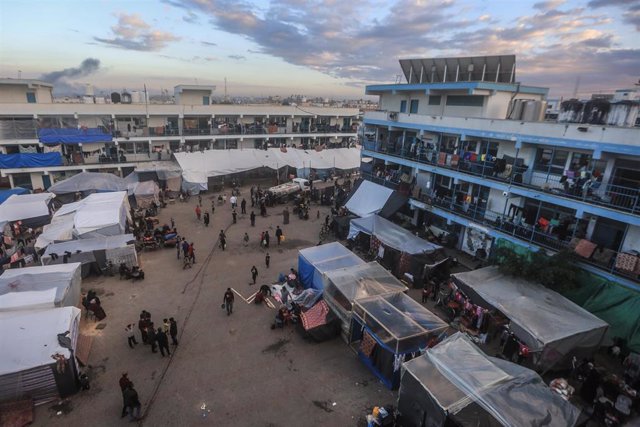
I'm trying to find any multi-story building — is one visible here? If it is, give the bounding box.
[0,80,359,190]
[360,55,640,288]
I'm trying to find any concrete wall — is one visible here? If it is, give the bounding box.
[30,172,44,190]
[177,90,212,105]
[0,85,52,104]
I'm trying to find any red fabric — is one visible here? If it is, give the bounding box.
[574,239,597,259]
[300,300,330,331]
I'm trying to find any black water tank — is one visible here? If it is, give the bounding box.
[111,92,121,103]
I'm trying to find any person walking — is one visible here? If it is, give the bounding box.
[230,195,237,209]
[222,194,227,204]
[265,252,270,269]
[251,265,258,285]
[169,317,178,346]
[188,243,196,264]
[138,313,148,344]
[243,232,249,247]
[123,382,142,421]
[156,327,171,357]
[275,226,283,245]
[250,211,256,227]
[119,373,133,418]
[203,211,210,227]
[195,205,202,221]
[181,238,189,259]
[264,230,270,248]
[219,233,227,251]
[223,288,234,315]
[125,323,138,348]
[147,324,158,353]
[232,209,237,224]
[241,198,247,214]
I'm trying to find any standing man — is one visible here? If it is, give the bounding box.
[195,205,202,221]
[147,325,158,353]
[251,265,258,285]
[156,327,171,357]
[182,238,189,259]
[275,226,283,245]
[241,198,247,214]
[265,252,271,269]
[169,317,178,346]
[223,288,235,316]
[138,313,148,344]
[250,211,256,227]
[219,230,227,251]
[119,373,133,418]
[203,211,210,227]
[125,324,138,349]
[230,194,237,209]
[123,383,142,421]
[264,230,270,248]
[243,232,250,247]
[232,209,237,224]
[188,243,196,264]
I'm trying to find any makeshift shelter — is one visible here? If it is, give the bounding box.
[397,333,580,427]
[48,171,127,200]
[350,292,448,389]
[0,307,81,405]
[298,242,365,290]
[0,193,54,228]
[0,187,29,204]
[0,289,58,311]
[66,192,130,238]
[299,300,341,342]
[34,213,75,249]
[0,263,82,308]
[344,180,408,218]
[129,180,160,209]
[323,262,408,340]
[452,266,609,372]
[348,215,447,283]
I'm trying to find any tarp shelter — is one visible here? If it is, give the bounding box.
[323,262,408,340]
[0,187,29,204]
[397,333,580,427]
[61,192,130,239]
[0,263,82,308]
[0,152,62,168]
[452,266,609,372]
[130,180,160,209]
[350,292,448,389]
[298,242,365,290]
[0,289,58,311]
[41,234,138,272]
[34,212,76,250]
[344,180,408,218]
[0,307,81,405]
[0,193,54,228]
[48,172,127,195]
[348,215,442,255]
[299,300,341,342]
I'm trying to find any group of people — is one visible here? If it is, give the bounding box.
[133,310,178,357]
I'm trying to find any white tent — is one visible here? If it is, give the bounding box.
[41,234,138,268]
[452,266,609,371]
[0,193,54,227]
[34,213,76,249]
[348,215,442,255]
[345,180,394,217]
[0,306,81,404]
[47,171,127,194]
[0,263,82,308]
[0,288,58,311]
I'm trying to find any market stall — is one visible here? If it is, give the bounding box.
[298,242,365,290]
[397,333,580,427]
[350,292,448,389]
[452,266,609,372]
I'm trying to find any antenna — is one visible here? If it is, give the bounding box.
[224,77,229,103]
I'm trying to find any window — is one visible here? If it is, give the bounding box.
[26,92,36,103]
[534,148,568,174]
[446,95,484,107]
[202,96,210,105]
[400,100,407,113]
[409,99,419,114]
[428,95,441,106]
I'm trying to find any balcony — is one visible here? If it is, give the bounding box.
[363,139,640,215]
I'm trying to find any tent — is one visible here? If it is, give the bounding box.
[397,333,580,427]
[0,193,54,228]
[0,187,29,204]
[41,234,138,271]
[452,266,609,372]
[34,213,76,249]
[48,172,127,195]
[299,300,341,342]
[348,215,442,255]
[130,180,160,209]
[344,180,408,218]
[0,307,82,405]
[0,289,59,311]
[323,262,408,340]
[63,192,130,238]
[350,292,448,389]
[298,242,365,290]
[0,263,82,308]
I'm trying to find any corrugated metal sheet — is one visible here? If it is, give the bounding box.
[0,364,59,406]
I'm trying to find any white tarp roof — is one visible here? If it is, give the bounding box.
[0,288,58,311]
[43,234,135,256]
[0,193,53,222]
[174,147,361,181]
[34,213,76,249]
[452,266,608,352]
[0,263,82,308]
[348,215,442,255]
[47,171,127,194]
[345,180,394,217]
[0,306,81,376]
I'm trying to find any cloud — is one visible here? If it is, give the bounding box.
[588,0,640,30]
[40,58,102,95]
[94,13,180,51]
[228,54,246,60]
[183,11,199,24]
[201,40,217,46]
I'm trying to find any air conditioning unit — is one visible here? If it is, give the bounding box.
[388,112,398,121]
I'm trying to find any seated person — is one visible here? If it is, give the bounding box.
[254,291,265,304]
[275,306,287,328]
[259,284,272,296]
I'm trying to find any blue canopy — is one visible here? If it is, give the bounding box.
[0,153,62,168]
[0,188,29,204]
[39,128,112,144]
[298,242,365,290]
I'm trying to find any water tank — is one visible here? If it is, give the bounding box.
[582,99,610,124]
[521,100,546,122]
[130,91,142,104]
[111,92,121,103]
[508,99,525,120]
[558,99,584,123]
[121,92,132,104]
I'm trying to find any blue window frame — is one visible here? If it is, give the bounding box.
[400,100,407,113]
[410,99,419,114]
[202,96,210,105]
[26,92,36,103]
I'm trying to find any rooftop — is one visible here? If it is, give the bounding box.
[0,78,53,88]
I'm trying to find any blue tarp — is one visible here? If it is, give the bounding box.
[38,128,112,144]
[0,153,62,168]
[298,242,365,290]
[0,188,29,204]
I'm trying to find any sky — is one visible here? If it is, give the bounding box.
[0,0,638,98]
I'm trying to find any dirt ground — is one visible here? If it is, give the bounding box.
[32,183,397,427]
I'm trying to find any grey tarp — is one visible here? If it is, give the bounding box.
[348,214,442,254]
[0,263,82,308]
[398,333,580,427]
[48,171,127,194]
[452,266,609,371]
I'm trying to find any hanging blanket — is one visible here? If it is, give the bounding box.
[360,331,377,358]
